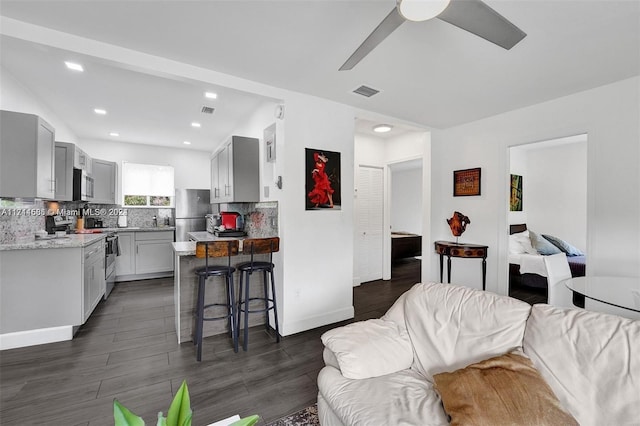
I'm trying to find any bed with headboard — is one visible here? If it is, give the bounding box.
[509,224,586,289]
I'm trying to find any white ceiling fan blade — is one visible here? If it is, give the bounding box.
[437,0,526,50]
[339,7,406,71]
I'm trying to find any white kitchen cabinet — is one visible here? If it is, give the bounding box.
[115,232,135,276]
[0,110,55,199]
[210,136,259,203]
[74,146,92,174]
[83,239,105,322]
[210,155,220,201]
[135,231,174,274]
[54,142,74,201]
[0,237,107,349]
[92,158,117,204]
[115,230,174,281]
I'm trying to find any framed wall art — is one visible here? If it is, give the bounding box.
[453,167,481,197]
[305,148,341,210]
[510,174,523,211]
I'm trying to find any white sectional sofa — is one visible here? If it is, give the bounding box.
[317,282,640,426]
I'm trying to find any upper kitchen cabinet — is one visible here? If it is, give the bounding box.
[74,146,92,174]
[54,142,74,201]
[211,136,259,203]
[0,110,55,199]
[92,158,117,204]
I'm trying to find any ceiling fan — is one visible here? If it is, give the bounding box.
[339,0,526,71]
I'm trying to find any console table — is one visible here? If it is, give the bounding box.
[434,241,488,290]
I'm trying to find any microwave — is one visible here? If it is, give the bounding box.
[73,168,94,201]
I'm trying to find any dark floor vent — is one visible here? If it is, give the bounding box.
[201,106,215,114]
[352,85,380,97]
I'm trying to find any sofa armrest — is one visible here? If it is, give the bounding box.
[321,318,414,379]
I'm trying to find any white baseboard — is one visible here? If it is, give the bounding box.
[281,306,354,336]
[0,326,73,350]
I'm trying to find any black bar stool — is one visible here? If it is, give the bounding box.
[236,237,280,351]
[194,240,239,361]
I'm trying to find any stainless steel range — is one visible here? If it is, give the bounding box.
[104,232,119,299]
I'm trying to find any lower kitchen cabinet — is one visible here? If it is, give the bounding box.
[83,239,105,322]
[0,237,106,349]
[115,230,174,281]
[115,232,135,276]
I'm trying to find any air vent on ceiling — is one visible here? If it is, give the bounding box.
[352,85,380,97]
[201,106,215,114]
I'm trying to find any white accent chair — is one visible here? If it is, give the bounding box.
[543,253,575,308]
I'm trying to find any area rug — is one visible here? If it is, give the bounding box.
[265,404,319,426]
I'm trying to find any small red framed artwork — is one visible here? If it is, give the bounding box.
[453,168,481,197]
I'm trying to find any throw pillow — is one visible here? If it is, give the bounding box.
[542,234,585,257]
[433,352,578,426]
[510,230,538,255]
[321,318,413,380]
[529,230,563,255]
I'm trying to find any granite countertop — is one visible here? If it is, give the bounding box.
[0,233,107,251]
[98,226,176,232]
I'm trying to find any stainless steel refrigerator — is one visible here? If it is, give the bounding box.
[174,189,211,241]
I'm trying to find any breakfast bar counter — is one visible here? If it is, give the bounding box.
[171,233,271,344]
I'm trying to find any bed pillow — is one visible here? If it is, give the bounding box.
[321,318,413,379]
[542,234,584,257]
[510,230,538,255]
[529,230,562,255]
[433,351,578,426]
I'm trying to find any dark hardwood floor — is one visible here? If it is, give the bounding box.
[0,260,420,426]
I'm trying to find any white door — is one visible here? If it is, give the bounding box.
[355,166,384,284]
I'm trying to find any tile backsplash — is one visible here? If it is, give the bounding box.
[224,201,278,238]
[1,198,279,244]
[0,199,47,243]
[0,198,174,243]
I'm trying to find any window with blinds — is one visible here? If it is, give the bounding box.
[122,162,175,207]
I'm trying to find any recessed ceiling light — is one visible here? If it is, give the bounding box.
[183,141,191,145]
[109,132,119,137]
[64,61,84,72]
[373,124,393,133]
[94,108,107,115]
[204,92,218,99]
[191,122,201,128]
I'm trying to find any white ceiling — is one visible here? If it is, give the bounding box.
[0,1,638,149]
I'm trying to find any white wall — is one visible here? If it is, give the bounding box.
[80,139,211,199]
[431,76,640,294]
[354,134,387,167]
[1,66,78,143]
[278,93,355,334]
[525,142,587,251]
[391,167,422,235]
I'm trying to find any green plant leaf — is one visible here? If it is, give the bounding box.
[114,399,146,426]
[166,380,192,426]
[229,415,260,426]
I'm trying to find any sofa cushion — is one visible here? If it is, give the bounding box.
[317,365,449,426]
[523,304,640,425]
[433,351,578,426]
[321,318,413,379]
[404,283,532,380]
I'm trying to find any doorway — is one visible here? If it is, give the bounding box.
[507,134,587,304]
[389,159,423,281]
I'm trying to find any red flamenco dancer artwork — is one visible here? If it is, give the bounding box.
[306,148,341,210]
